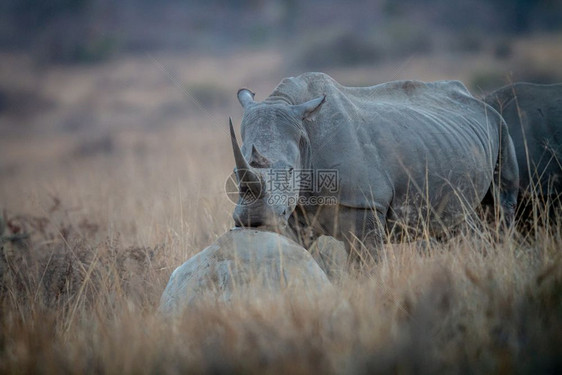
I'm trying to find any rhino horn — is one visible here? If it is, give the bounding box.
[229,118,261,188]
[229,117,250,171]
[250,144,271,168]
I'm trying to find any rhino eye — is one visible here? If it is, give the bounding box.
[288,167,294,174]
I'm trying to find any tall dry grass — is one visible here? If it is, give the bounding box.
[1,123,561,374]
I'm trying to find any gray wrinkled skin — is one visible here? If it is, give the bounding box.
[484,82,562,198]
[232,72,519,259]
[159,229,332,315]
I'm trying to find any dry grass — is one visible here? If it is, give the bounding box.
[1,190,561,374]
[2,130,561,374]
[1,41,562,373]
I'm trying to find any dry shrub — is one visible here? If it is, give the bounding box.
[0,202,168,321]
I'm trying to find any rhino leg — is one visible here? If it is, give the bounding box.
[482,120,519,228]
[336,207,386,265]
[497,120,519,227]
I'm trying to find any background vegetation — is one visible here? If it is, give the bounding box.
[1,0,562,373]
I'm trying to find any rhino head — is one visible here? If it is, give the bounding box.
[230,88,325,229]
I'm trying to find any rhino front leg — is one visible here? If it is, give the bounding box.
[359,209,387,264]
[338,207,386,265]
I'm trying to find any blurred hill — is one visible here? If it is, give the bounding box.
[1,0,562,138]
[2,0,562,63]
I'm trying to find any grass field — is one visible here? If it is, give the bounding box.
[1,38,562,373]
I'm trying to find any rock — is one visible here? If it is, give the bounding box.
[159,229,332,315]
[308,236,349,283]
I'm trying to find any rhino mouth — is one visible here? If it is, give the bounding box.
[233,201,288,229]
[232,211,294,240]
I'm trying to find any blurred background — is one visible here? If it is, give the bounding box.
[1,0,562,244]
[2,0,562,134]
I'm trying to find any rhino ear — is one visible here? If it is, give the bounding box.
[292,95,326,121]
[238,88,255,109]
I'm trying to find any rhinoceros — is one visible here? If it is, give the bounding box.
[229,73,518,261]
[483,83,562,215]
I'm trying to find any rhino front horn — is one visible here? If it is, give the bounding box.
[229,118,261,189]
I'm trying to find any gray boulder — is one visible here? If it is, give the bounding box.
[159,229,332,315]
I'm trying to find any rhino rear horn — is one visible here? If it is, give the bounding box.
[250,145,271,168]
[237,88,255,108]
